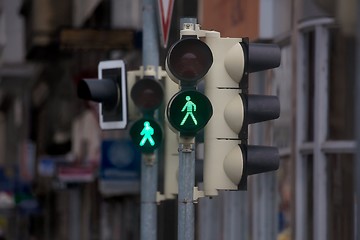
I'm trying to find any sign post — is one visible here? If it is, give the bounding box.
[141,0,160,240]
[178,139,195,240]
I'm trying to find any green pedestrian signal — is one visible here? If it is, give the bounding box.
[129,69,165,154]
[130,118,163,153]
[167,90,212,136]
[180,96,198,126]
[139,121,155,146]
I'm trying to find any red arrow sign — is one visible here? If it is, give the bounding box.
[158,0,174,48]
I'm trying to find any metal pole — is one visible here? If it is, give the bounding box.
[69,188,80,240]
[141,154,158,240]
[143,0,159,67]
[141,0,159,240]
[178,138,195,240]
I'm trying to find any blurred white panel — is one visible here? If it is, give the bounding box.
[111,0,142,30]
[259,0,292,39]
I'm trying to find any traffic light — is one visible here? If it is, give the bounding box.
[166,37,213,136]
[77,60,128,130]
[129,66,164,153]
[201,29,281,195]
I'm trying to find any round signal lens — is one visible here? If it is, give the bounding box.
[131,78,164,112]
[167,38,213,84]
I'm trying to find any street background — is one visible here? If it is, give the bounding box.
[0,0,358,239]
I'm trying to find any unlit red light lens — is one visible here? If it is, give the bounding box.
[130,78,164,111]
[167,38,213,82]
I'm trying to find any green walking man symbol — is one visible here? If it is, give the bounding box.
[140,121,155,146]
[180,96,198,126]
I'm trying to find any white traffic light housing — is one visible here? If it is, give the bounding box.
[77,60,127,130]
[129,66,164,154]
[201,28,281,195]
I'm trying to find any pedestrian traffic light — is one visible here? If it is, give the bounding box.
[129,66,164,153]
[199,28,281,195]
[165,37,213,136]
[77,60,127,130]
[167,90,212,136]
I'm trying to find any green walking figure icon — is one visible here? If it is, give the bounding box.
[140,121,155,146]
[180,96,198,126]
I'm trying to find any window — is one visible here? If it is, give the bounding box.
[296,18,355,240]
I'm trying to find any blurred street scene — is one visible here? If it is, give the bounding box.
[0,0,358,239]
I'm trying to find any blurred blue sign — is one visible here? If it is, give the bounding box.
[99,140,141,196]
[38,158,56,177]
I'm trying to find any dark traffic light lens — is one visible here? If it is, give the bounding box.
[167,90,213,136]
[131,78,164,112]
[167,38,213,83]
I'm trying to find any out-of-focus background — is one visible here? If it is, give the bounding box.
[0,0,358,239]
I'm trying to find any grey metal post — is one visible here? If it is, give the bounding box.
[142,0,159,68]
[141,0,159,240]
[69,188,80,240]
[178,138,196,240]
[141,154,158,240]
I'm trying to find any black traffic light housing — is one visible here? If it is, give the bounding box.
[166,37,213,86]
[237,41,281,190]
[165,36,214,136]
[77,60,128,130]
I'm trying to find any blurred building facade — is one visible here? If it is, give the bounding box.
[197,0,356,240]
[0,0,357,239]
